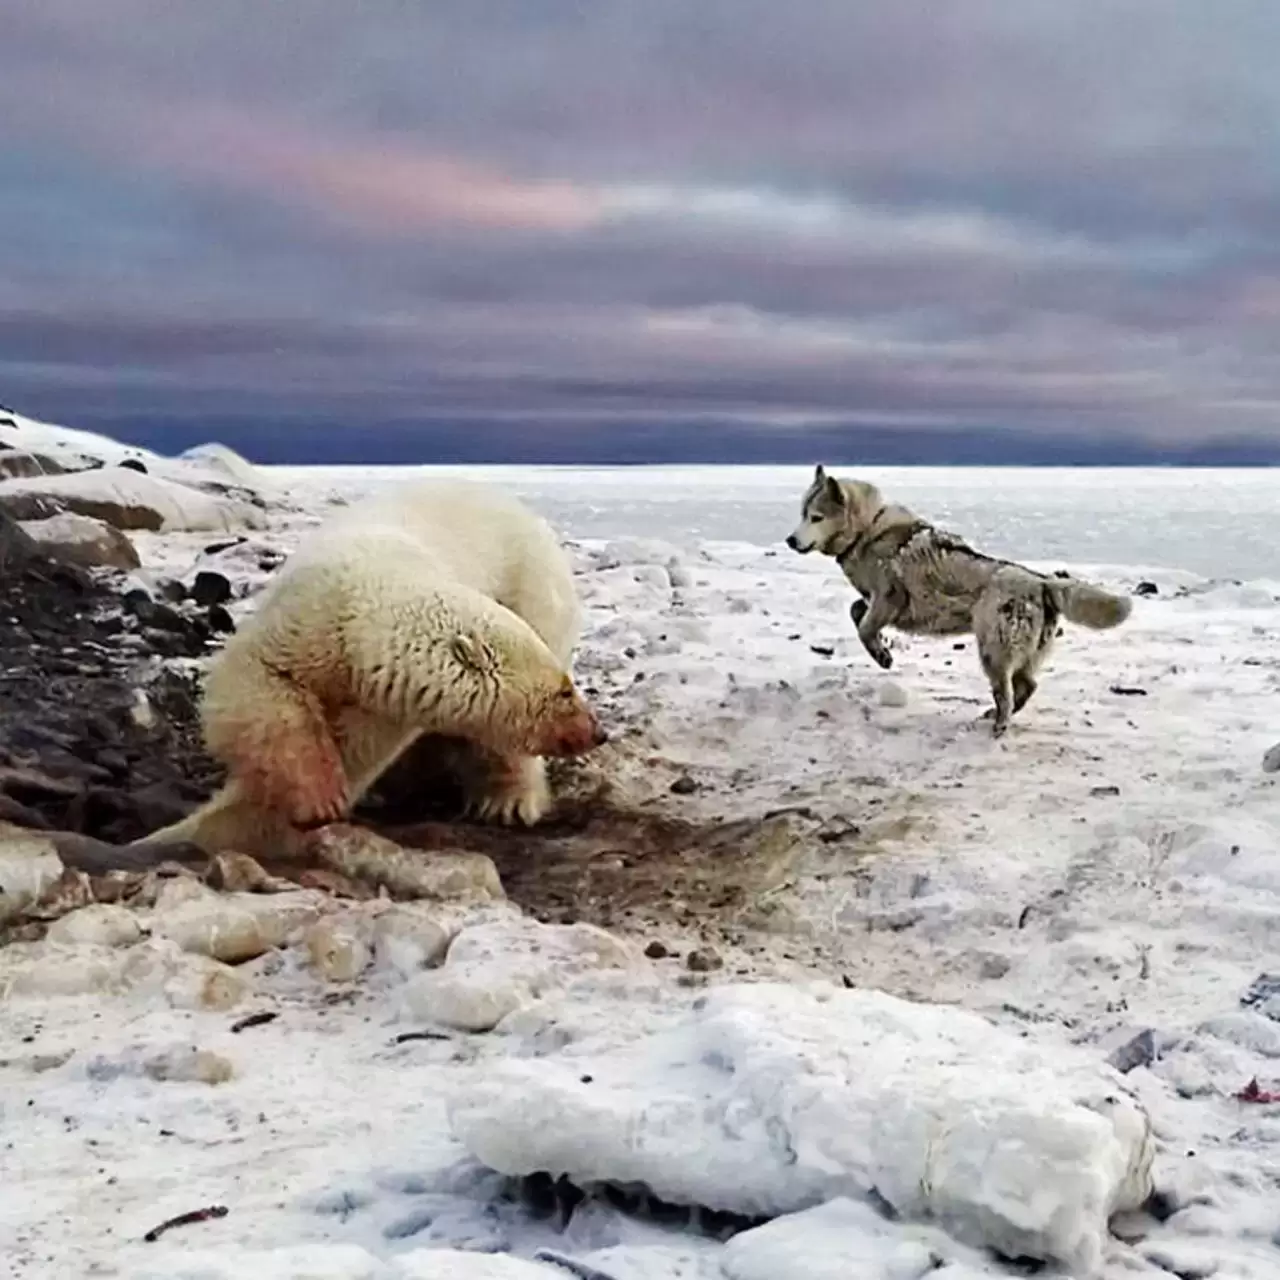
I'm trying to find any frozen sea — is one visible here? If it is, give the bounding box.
[270,464,1280,581]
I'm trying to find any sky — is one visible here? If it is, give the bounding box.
[3,1,1280,464]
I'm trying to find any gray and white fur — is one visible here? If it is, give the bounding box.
[786,465,1133,736]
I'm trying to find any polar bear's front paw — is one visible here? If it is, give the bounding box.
[465,755,551,827]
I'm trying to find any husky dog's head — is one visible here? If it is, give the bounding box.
[785,465,882,556]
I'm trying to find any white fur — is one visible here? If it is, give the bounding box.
[138,478,589,856]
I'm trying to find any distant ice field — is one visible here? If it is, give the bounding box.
[268,464,1280,581]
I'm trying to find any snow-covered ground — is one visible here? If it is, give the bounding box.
[4,420,1280,1279]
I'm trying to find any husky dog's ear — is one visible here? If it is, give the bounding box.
[813,464,826,482]
[450,631,500,676]
[823,474,844,506]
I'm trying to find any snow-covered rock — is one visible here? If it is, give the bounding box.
[0,408,154,470]
[19,511,140,570]
[449,983,1154,1274]
[150,879,320,963]
[0,447,73,479]
[0,936,251,1009]
[46,903,144,948]
[721,1197,994,1280]
[304,913,374,983]
[178,441,271,493]
[0,467,265,532]
[371,903,456,976]
[312,826,505,902]
[402,915,637,1032]
[0,824,64,923]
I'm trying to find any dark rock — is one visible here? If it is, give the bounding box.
[0,450,69,480]
[155,577,187,604]
[669,774,698,796]
[685,947,723,973]
[0,513,222,843]
[203,536,247,556]
[1109,685,1148,697]
[0,766,82,806]
[1134,581,1159,597]
[1241,973,1280,1017]
[644,940,670,959]
[207,604,236,634]
[1090,785,1121,798]
[1106,1029,1157,1074]
[532,1250,621,1280]
[0,793,51,828]
[190,569,233,607]
[118,458,148,473]
[809,643,835,658]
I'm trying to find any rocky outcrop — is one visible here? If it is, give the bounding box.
[0,468,266,533]
[19,512,141,571]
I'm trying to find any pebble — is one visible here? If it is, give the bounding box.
[46,903,143,948]
[1106,1028,1157,1074]
[1262,743,1280,774]
[685,947,723,973]
[305,915,373,983]
[144,1046,235,1085]
[190,569,233,607]
[878,681,909,708]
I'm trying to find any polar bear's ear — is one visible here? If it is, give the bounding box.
[450,631,500,676]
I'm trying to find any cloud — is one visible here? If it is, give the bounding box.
[2,0,1280,454]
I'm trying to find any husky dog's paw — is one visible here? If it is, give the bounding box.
[465,755,551,827]
[870,644,894,670]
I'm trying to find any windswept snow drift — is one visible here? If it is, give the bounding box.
[448,982,1154,1273]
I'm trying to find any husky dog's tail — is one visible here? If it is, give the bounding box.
[1047,578,1133,630]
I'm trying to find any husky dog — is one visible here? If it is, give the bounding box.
[785,466,1133,736]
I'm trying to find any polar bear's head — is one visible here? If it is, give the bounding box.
[449,628,606,758]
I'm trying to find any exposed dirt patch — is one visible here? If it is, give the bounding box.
[376,804,818,928]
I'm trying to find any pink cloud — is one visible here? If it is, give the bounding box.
[131,106,605,235]
[6,75,604,236]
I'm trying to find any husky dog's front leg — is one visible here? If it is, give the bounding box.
[851,586,904,669]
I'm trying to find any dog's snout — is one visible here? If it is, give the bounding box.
[785,534,799,550]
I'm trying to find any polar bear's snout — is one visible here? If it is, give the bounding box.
[534,683,609,758]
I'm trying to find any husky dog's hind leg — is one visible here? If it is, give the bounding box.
[973,571,1058,737]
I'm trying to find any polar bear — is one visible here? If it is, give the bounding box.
[137,477,605,857]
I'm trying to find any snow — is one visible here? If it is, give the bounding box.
[449,982,1153,1273]
[4,432,1280,1279]
[0,407,157,470]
